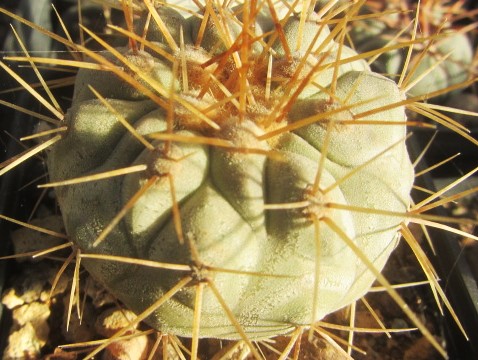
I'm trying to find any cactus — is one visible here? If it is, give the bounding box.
[45,0,415,340]
[348,0,474,100]
[0,0,477,358]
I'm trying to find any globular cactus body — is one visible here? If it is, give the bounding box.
[47,2,414,339]
[349,2,474,100]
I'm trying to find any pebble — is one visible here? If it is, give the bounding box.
[95,308,150,360]
[95,308,138,337]
[2,302,51,359]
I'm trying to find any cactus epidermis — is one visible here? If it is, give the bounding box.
[349,2,474,100]
[47,2,414,339]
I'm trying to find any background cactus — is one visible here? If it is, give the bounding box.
[0,0,477,359]
[348,0,475,100]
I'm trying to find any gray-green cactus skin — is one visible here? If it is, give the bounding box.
[349,5,473,100]
[406,32,473,98]
[47,3,414,339]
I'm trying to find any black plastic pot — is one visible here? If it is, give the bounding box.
[0,0,68,354]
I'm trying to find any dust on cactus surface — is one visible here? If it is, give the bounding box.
[0,0,477,359]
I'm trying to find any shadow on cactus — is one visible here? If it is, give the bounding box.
[0,0,477,359]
